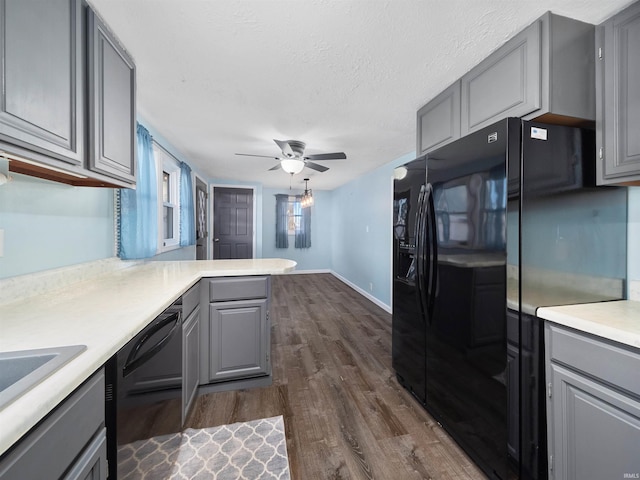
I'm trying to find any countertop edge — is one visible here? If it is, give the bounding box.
[537,300,640,351]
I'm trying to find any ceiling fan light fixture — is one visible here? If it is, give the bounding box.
[281,158,305,174]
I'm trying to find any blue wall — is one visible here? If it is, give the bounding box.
[331,152,415,308]
[0,167,114,279]
[262,188,333,271]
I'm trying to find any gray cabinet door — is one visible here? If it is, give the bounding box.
[0,371,105,480]
[207,298,268,383]
[417,81,460,154]
[87,7,136,184]
[596,1,640,185]
[461,19,541,135]
[62,430,107,480]
[182,305,200,424]
[0,0,84,165]
[548,363,640,480]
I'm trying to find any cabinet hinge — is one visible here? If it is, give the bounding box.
[598,47,603,60]
[548,382,553,399]
[550,454,553,471]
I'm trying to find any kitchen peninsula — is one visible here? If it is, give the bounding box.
[0,258,296,457]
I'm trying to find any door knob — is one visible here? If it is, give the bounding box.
[214,238,219,242]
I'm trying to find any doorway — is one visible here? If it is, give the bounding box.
[212,186,255,259]
[195,176,208,260]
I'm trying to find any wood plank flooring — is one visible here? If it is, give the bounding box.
[186,273,487,480]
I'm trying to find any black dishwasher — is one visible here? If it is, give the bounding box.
[105,297,183,479]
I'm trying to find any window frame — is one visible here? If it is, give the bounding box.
[287,195,301,236]
[153,141,181,252]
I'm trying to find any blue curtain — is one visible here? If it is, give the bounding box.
[179,162,196,246]
[295,196,311,249]
[119,124,158,259]
[275,194,289,248]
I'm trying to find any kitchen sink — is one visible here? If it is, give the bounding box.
[0,345,87,411]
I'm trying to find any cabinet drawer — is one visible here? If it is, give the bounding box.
[0,370,105,480]
[207,276,269,302]
[546,323,640,397]
[182,282,200,317]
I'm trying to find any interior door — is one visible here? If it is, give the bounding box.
[195,177,208,260]
[213,187,253,259]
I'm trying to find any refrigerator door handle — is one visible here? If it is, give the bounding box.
[415,186,428,321]
[425,183,438,319]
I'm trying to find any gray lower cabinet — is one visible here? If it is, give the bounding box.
[416,81,461,155]
[545,323,640,480]
[596,0,640,186]
[0,370,107,480]
[182,303,200,424]
[87,8,136,185]
[200,276,271,384]
[0,0,84,165]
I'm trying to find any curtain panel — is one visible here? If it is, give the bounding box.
[295,195,311,249]
[119,123,158,259]
[179,162,196,246]
[275,194,289,248]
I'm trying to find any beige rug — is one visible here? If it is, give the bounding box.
[118,415,291,480]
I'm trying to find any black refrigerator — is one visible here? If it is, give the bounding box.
[392,118,627,480]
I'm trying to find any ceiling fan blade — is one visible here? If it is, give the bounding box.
[235,153,279,159]
[304,152,346,161]
[304,161,329,173]
[268,163,281,171]
[274,139,295,158]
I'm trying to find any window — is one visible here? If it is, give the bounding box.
[154,142,181,250]
[287,196,302,235]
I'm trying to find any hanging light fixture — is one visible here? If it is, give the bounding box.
[301,178,314,208]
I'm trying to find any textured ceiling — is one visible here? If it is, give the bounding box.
[88,0,633,191]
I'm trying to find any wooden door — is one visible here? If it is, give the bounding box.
[213,187,253,259]
[195,177,208,260]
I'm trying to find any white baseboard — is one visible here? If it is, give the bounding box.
[283,269,332,275]
[330,271,392,314]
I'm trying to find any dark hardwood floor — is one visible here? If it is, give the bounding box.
[187,273,486,479]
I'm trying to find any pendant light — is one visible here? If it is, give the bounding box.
[301,178,314,208]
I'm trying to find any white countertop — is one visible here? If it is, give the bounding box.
[0,258,296,456]
[537,300,640,350]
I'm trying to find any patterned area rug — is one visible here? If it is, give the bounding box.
[118,416,291,480]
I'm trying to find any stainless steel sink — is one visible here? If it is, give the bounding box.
[0,345,87,410]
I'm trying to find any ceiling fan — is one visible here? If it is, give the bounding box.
[235,139,346,174]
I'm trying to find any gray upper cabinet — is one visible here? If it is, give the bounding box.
[596,1,640,186]
[461,20,541,135]
[0,0,84,165]
[418,11,596,153]
[417,81,461,154]
[461,12,595,136]
[0,1,135,188]
[87,8,136,184]
[545,323,640,480]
